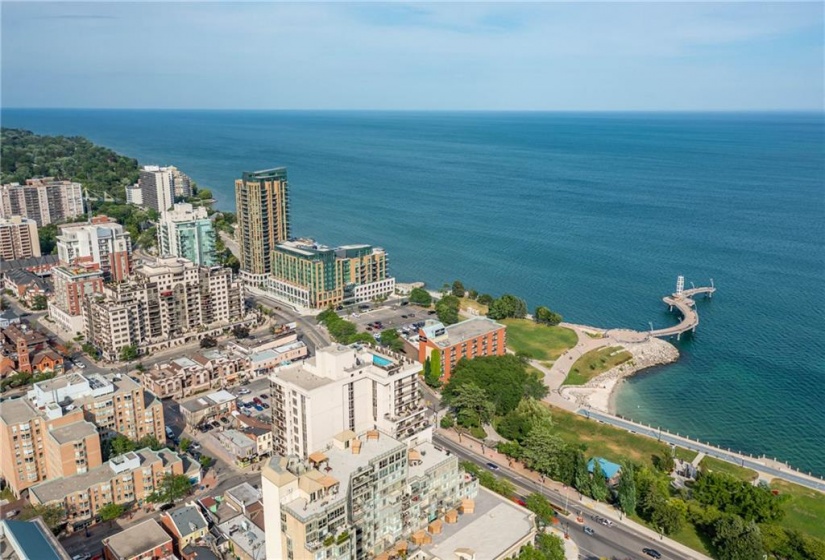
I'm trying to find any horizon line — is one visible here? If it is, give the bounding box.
[2,107,824,114]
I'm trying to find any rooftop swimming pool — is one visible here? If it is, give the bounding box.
[371,354,394,367]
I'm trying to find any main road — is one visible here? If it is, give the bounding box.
[433,432,710,560]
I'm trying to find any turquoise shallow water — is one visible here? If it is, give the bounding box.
[2,109,823,476]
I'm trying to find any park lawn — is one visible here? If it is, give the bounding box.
[668,523,714,557]
[502,319,578,361]
[546,405,697,468]
[459,297,489,316]
[698,456,758,482]
[771,479,825,541]
[564,346,633,386]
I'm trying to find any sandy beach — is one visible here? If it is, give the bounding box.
[559,335,679,414]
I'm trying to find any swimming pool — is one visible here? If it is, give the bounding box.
[371,354,394,367]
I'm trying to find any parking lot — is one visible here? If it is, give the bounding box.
[343,303,437,338]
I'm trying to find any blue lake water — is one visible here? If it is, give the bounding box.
[2,109,823,476]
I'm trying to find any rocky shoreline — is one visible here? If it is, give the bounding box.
[560,336,680,413]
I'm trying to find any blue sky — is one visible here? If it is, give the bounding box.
[1,2,822,110]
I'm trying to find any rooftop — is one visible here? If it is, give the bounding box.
[48,421,98,445]
[0,517,71,560]
[166,504,208,537]
[423,316,505,349]
[274,364,334,391]
[225,482,262,509]
[218,429,256,451]
[0,398,37,425]
[407,441,454,480]
[587,457,623,479]
[180,390,236,413]
[218,515,265,560]
[103,519,171,560]
[420,487,534,560]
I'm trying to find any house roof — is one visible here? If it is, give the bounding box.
[4,269,51,292]
[587,457,623,479]
[0,255,58,273]
[104,519,171,560]
[166,504,208,537]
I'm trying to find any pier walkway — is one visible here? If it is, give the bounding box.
[650,278,716,339]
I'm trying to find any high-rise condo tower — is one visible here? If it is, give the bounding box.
[234,168,290,280]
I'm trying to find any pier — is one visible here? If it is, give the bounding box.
[650,276,716,340]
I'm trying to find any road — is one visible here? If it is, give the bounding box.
[433,433,708,560]
[246,292,330,353]
[583,409,825,492]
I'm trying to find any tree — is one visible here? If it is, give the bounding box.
[179,438,192,453]
[200,335,217,348]
[430,349,442,383]
[232,325,250,339]
[31,295,48,311]
[379,329,404,352]
[515,544,546,560]
[119,344,138,362]
[651,498,686,535]
[477,293,494,306]
[487,294,527,320]
[536,533,566,560]
[442,355,547,416]
[534,306,563,326]
[109,434,136,457]
[424,357,441,388]
[589,459,609,502]
[496,397,553,443]
[408,287,432,306]
[82,342,99,358]
[713,514,765,560]
[525,493,556,528]
[199,455,212,469]
[435,294,460,325]
[38,224,59,255]
[197,188,213,200]
[617,462,637,516]
[439,415,454,429]
[521,421,566,477]
[98,502,126,527]
[450,382,495,428]
[19,503,65,533]
[467,289,478,300]
[451,280,466,298]
[136,435,163,450]
[572,449,590,494]
[146,473,193,504]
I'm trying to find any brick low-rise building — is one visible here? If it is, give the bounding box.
[29,447,196,532]
[417,317,507,382]
[103,518,175,560]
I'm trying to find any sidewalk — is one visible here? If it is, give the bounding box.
[546,526,579,560]
[436,427,712,560]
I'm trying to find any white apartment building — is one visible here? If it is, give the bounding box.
[83,257,248,360]
[269,344,430,459]
[262,430,479,560]
[56,216,132,282]
[138,165,174,213]
[0,178,84,226]
[157,203,216,266]
[124,183,143,206]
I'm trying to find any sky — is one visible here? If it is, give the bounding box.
[1,1,823,111]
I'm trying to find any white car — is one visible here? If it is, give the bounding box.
[237,388,251,395]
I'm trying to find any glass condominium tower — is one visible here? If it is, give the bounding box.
[235,168,290,277]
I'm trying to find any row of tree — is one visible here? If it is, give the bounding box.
[317,309,375,346]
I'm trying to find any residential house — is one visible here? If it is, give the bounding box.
[215,430,257,465]
[3,269,50,307]
[234,415,272,457]
[160,503,209,555]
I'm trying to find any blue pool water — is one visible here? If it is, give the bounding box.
[371,354,394,367]
[2,109,822,476]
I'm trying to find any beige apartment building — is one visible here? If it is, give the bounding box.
[83,257,247,361]
[0,399,102,497]
[0,373,165,496]
[29,447,196,532]
[0,178,84,226]
[267,239,395,309]
[235,168,290,280]
[0,216,40,261]
[56,215,132,282]
[49,265,105,334]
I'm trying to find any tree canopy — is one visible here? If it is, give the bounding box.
[442,355,547,416]
[408,287,432,306]
[534,306,563,326]
[1,128,140,201]
[487,294,528,320]
[379,329,405,352]
[451,280,466,298]
[146,473,193,504]
[435,294,460,325]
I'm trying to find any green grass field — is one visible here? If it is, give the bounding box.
[771,479,825,540]
[547,405,697,467]
[459,297,489,316]
[564,346,633,386]
[698,455,758,482]
[502,319,578,362]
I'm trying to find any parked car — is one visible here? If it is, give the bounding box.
[642,548,662,559]
[209,421,221,429]
[220,417,230,424]
[259,394,268,399]
[254,404,263,412]
[238,388,251,395]
[261,402,270,409]
[71,554,91,560]
[253,397,262,405]
[4,509,20,519]
[401,314,409,319]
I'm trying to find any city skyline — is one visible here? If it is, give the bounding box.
[1,2,822,111]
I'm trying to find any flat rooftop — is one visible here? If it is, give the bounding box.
[48,421,98,445]
[420,487,534,560]
[218,514,265,559]
[274,364,334,391]
[0,398,37,424]
[225,482,262,508]
[407,441,454,480]
[428,317,505,349]
[104,519,171,560]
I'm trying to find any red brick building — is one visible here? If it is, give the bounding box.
[418,317,506,382]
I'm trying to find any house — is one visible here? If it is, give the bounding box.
[587,457,623,486]
[0,309,20,329]
[160,503,210,555]
[102,519,174,560]
[215,429,257,465]
[3,269,50,307]
[234,414,272,456]
[0,322,63,375]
